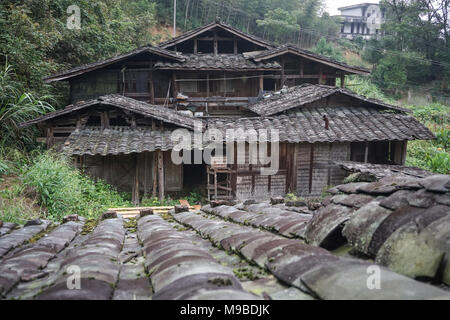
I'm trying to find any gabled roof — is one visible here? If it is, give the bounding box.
[44,46,184,83]
[154,54,281,71]
[158,20,274,50]
[247,83,411,116]
[19,95,201,130]
[250,44,370,75]
[207,106,434,144]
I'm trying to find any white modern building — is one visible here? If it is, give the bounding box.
[338,3,385,39]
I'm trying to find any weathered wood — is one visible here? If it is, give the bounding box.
[309,144,314,194]
[340,73,345,88]
[149,71,155,104]
[132,154,139,206]
[152,151,158,197]
[364,142,369,163]
[157,150,164,202]
[259,74,264,93]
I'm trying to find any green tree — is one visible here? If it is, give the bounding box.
[256,8,300,43]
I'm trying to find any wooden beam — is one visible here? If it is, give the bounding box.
[157,150,164,202]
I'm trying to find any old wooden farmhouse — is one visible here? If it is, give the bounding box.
[20,21,434,204]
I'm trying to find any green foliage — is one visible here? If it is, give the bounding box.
[141,196,178,207]
[313,37,343,62]
[0,62,54,150]
[405,103,449,174]
[344,76,394,103]
[256,8,300,43]
[20,151,130,221]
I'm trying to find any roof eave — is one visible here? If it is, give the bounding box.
[43,47,185,83]
[253,47,370,75]
[159,21,274,50]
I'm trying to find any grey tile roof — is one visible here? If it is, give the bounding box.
[44,46,184,83]
[207,106,434,143]
[247,83,411,116]
[251,44,370,75]
[335,161,435,179]
[62,127,194,156]
[19,95,202,131]
[154,54,281,71]
[314,173,450,286]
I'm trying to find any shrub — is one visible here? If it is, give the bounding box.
[21,152,129,221]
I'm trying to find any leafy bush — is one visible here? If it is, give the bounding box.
[21,152,129,221]
[313,37,343,62]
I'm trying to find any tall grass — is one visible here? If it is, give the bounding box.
[0,62,54,150]
[21,152,130,221]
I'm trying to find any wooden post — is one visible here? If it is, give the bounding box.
[157,150,164,202]
[300,59,304,78]
[309,144,314,194]
[194,38,198,54]
[206,73,210,113]
[319,66,323,85]
[364,142,369,163]
[281,56,286,87]
[152,152,158,197]
[259,74,264,94]
[132,154,140,206]
[172,73,178,109]
[292,144,298,192]
[150,71,155,104]
[340,73,345,88]
[214,31,218,55]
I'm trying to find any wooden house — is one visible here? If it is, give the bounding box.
[20,21,435,203]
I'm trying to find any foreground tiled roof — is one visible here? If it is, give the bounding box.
[250,44,370,75]
[62,127,194,156]
[320,174,450,286]
[336,161,435,179]
[1,183,449,299]
[44,46,184,83]
[207,106,434,143]
[154,54,281,71]
[19,95,200,131]
[247,83,411,116]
